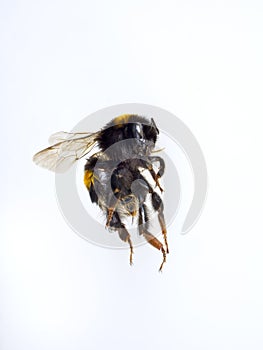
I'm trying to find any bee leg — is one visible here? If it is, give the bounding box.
[106,169,127,227]
[105,196,120,228]
[147,165,164,192]
[139,158,164,192]
[118,228,134,266]
[105,208,114,228]
[149,156,165,178]
[148,156,165,192]
[151,192,169,254]
[108,211,134,266]
[142,231,167,272]
[138,205,166,271]
[120,232,134,266]
[137,176,168,254]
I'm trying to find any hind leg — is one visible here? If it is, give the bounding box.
[137,174,169,255]
[108,211,134,266]
[151,192,169,254]
[138,204,167,271]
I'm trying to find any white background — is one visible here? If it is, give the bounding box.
[1,1,263,349]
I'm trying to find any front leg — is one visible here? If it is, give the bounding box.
[141,156,165,192]
[149,156,165,179]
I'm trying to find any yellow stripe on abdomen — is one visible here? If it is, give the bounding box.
[84,170,94,189]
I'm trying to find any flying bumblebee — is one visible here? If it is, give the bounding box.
[33,114,169,271]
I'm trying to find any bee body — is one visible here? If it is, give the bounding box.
[33,114,169,270]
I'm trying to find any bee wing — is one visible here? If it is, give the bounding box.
[48,131,94,145]
[33,131,100,173]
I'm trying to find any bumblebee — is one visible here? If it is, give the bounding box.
[33,114,169,271]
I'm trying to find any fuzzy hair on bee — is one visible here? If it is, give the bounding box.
[33,114,169,271]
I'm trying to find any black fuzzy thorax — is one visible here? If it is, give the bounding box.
[95,114,159,152]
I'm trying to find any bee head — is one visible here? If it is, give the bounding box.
[129,118,159,156]
[142,118,159,144]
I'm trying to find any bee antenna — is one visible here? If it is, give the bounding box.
[152,147,165,153]
[151,118,159,134]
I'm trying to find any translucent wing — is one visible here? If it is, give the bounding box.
[48,131,94,145]
[33,131,100,173]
